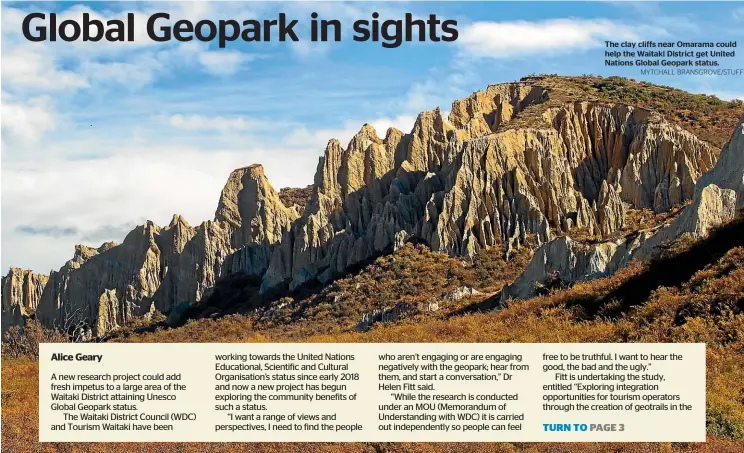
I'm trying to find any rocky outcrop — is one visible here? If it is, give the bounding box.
[545,102,716,212]
[161,166,296,311]
[36,222,163,333]
[449,82,548,137]
[278,185,313,215]
[263,99,715,292]
[502,115,744,302]
[32,164,295,335]
[4,78,731,336]
[596,181,625,237]
[695,114,744,202]
[357,302,413,332]
[215,165,297,248]
[151,215,196,312]
[501,237,627,301]
[443,286,483,301]
[1,269,48,334]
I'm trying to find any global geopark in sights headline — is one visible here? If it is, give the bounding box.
[20,12,460,49]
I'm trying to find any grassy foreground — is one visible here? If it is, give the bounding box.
[5,205,744,453]
[2,358,744,452]
[4,221,744,451]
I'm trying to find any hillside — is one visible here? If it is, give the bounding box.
[3,74,744,452]
[3,74,743,340]
[509,75,743,148]
[4,216,744,450]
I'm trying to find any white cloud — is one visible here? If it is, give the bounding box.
[1,4,260,94]
[1,105,421,272]
[401,79,449,113]
[1,95,57,144]
[457,19,643,59]
[1,45,89,91]
[1,143,320,272]
[369,115,417,137]
[81,58,160,89]
[197,50,247,76]
[1,106,417,273]
[173,42,258,76]
[168,114,273,132]
[288,40,333,59]
[392,68,482,117]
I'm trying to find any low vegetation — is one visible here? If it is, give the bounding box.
[279,185,314,210]
[102,241,535,343]
[508,75,744,149]
[2,319,68,359]
[4,217,744,451]
[588,76,743,148]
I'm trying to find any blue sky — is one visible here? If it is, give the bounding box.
[2,1,744,273]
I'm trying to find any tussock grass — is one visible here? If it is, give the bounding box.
[5,222,744,450]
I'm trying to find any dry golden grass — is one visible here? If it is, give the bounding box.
[105,242,534,343]
[2,357,743,452]
[5,241,744,451]
[5,217,744,452]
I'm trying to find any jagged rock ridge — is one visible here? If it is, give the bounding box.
[31,165,296,335]
[1,269,48,334]
[502,114,744,302]
[263,98,716,293]
[1,77,729,336]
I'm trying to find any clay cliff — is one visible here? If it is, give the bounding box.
[32,165,296,336]
[261,96,716,293]
[1,269,48,334]
[501,113,744,302]
[2,75,739,337]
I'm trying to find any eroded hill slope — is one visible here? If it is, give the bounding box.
[3,75,742,337]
